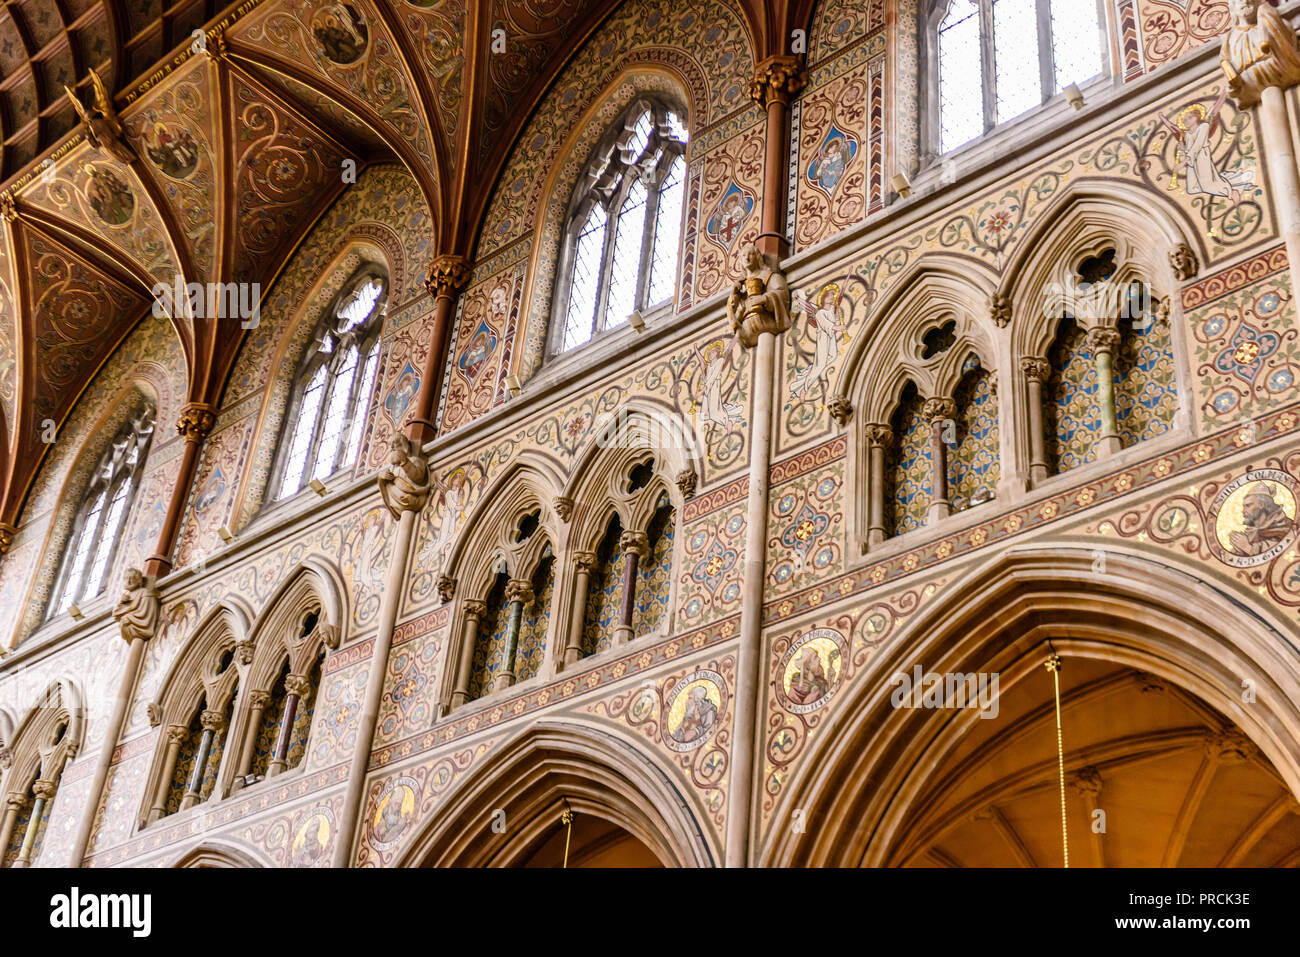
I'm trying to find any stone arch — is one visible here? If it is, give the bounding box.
[137,601,251,827]
[761,545,1300,866]
[396,720,715,867]
[172,839,270,868]
[244,559,347,692]
[17,377,163,641]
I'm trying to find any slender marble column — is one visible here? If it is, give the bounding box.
[614,531,649,645]
[12,779,56,867]
[450,600,487,709]
[1021,357,1052,484]
[234,691,272,783]
[864,424,892,547]
[149,725,189,823]
[726,328,778,868]
[180,710,225,810]
[562,552,597,668]
[0,791,28,861]
[924,397,957,524]
[407,256,472,444]
[1086,328,1123,458]
[493,580,534,693]
[269,674,312,776]
[145,403,217,578]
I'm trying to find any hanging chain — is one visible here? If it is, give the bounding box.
[561,806,574,869]
[1045,653,1068,868]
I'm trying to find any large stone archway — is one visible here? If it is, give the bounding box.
[398,721,715,867]
[763,546,1300,867]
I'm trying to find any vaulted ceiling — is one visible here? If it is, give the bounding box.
[0,0,818,533]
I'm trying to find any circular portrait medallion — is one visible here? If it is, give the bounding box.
[1208,468,1298,568]
[663,670,726,752]
[776,627,847,714]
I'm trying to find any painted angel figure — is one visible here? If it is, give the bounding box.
[693,338,742,429]
[1159,88,1256,204]
[789,283,848,400]
[418,467,469,574]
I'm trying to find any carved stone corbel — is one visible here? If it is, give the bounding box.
[112,568,160,644]
[377,433,432,518]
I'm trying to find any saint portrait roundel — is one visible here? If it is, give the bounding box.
[367,775,420,851]
[776,628,846,714]
[1208,468,1298,568]
[291,806,335,868]
[663,670,727,752]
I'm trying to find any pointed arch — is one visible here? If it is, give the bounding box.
[172,839,271,869]
[761,545,1300,867]
[396,721,715,868]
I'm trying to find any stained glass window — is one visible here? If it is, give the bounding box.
[49,403,155,617]
[936,0,1103,154]
[275,269,386,499]
[554,99,688,354]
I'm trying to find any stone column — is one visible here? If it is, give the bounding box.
[12,779,56,867]
[723,243,792,867]
[148,725,189,823]
[1086,328,1122,458]
[70,568,159,866]
[180,709,225,810]
[450,600,487,709]
[562,552,597,668]
[407,255,472,444]
[268,674,311,776]
[1021,357,1052,484]
[492,580,534,693]
[924,397,956,524]
[864,424,892,547]
[749,56,805,257]
[233,691,272,783]
[0,791,27,858]
[614,531,649,645]
[333,436,431,868]
[146,403,217,578]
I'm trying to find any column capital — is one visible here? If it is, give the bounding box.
[922,396,956,423]
[200,709,227,733]
[573,550,599,574]
[165,724,189,745]
[1219,2,1300,108]
[5,790,29,812]
[749,55,805,107]
[175,402,218,442]
[864,423,893,447]
[505,579,534,606]
[1020,356,1053,382]
[284,674,313,698]
[31,779,58,801]
[248,690,273,711]
[618,530,650,560]
[0,521,15,554]
[1085,326,1122,356]
[425,254,472,300]
[463,599,488,619]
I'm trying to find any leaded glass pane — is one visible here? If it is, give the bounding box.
[281,365,327,498]
[313,345,358,482]
[939,0,983,152]
[85,478,130,596]
[605,178,648,329]
[345,340,381,468]
[1050,0,1101,92]
[562,204,607,351]
[337,278,383,331]
[993,0,1042,123]
[647,156,684,306]
[626,110,653,160]
[58,489,105,613]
